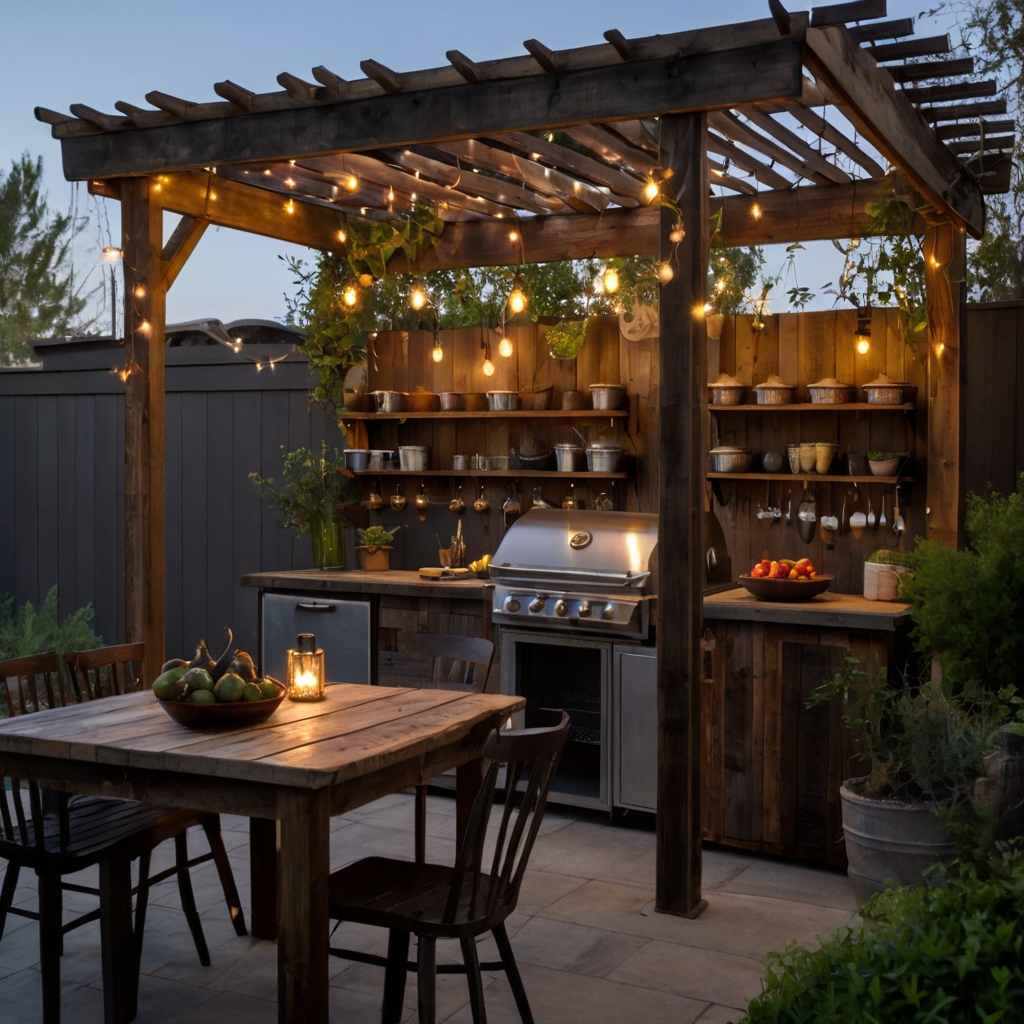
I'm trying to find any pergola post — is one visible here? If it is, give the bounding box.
[923,221,966,549]
[121,178,167,687]
[656,112,709,918]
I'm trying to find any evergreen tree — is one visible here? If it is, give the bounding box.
[0,154,91,365]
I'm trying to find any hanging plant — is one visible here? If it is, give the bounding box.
[545,320,588,360]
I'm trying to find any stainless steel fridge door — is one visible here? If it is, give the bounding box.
[261,592,371,685]
[613,644,657,812]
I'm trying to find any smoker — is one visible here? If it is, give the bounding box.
[491,509,659,812]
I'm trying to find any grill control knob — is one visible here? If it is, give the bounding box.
[601,603,616,621]
[529,596,546,613]
[504,596,521,613]
[554,599,568,617]
[578,601,592,618]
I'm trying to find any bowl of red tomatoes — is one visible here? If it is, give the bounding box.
[738,558,832,602]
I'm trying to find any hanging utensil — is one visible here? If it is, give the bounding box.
[785,488,792,527]
[562,481,577,510]
[840,492,848,535]
[449,484,466,515]
[414,484,429,521]
[390,483,407,512]
[797,483,817,544]
[502,483,520,529]
[879,492,887,533]
[473,483,490,514]
[366,478,384,512]
[893,484,905,539]
[867,492,877,531]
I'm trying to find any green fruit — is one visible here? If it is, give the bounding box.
[161,658,188,674]
[213,672,245,703]
[190,689,216,704]
[152,667,185,700]
[242,683,263,702]
[258,679,280,700]
[182,667,214,691]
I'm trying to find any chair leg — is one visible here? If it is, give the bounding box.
[174,832,211,967]
[493,922,534,1024]
[132,850,151,1011]
[381,929,410,1024]
[38,869,62,1024]
[200,816,247,936]
[415,785,427,865]
[0,860,21,943]
[460,935,488,1024]
[417,933,437,1024]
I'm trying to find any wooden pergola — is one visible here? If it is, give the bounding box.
[37,0,1014,946]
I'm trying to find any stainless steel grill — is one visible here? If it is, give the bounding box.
[489,508,659,640]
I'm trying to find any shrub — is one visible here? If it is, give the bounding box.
[359,526,393,548]
[740,845,1024,1024]
[0,585,102,662]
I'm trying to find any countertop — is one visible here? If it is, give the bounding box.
[703,587,910,631]
[241,569,491,601]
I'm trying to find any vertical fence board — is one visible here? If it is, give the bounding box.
[0,400,17,603]
[93,396,121,646]
[36,396,59,608]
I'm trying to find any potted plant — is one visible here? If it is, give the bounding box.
[810,658,993,907]
[356,526,396,571]
[250,442,357,570]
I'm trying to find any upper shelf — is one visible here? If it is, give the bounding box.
[340,409,629,420]
[707,472,915,484]
[709,403,915,412]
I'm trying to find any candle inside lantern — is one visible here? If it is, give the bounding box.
[286,633,325,702]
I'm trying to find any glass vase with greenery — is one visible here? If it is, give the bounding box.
[250,443,357,569]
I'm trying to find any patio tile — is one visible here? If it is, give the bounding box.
[696,1003,748,1024]
[112,974,219,1022]
[443,962,710,1024]
[502,915,649,977]
[174,988,276,1024]
[710,856,857,911]
[609,940,765,1009]
[514,868,589,916]
[0,965,107,1023]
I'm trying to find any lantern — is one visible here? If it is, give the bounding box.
[286,633,325,702]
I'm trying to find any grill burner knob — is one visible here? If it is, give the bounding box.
[578,601,592,618]
[504,596,521,613]
[602,603,616,621]
[529,596,546,613]
[554,599,568,617]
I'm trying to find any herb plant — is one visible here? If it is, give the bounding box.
[359,526,393,548]
[0,585,102,662]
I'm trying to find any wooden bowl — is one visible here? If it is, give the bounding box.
[736,575,833,602]
[156,679,286,729]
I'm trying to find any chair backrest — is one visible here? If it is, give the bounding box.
[414,634,494,693]
[445,710,569,924]
[65,643,146,702]
[0,652,70,718]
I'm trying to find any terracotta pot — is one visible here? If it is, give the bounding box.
[356,545,393,571]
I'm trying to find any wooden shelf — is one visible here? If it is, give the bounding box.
[709,403,915,412]
[706,472,914,484]
[352,470,627,479]
[340,409,629,420]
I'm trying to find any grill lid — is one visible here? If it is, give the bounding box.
[489,508,659,591]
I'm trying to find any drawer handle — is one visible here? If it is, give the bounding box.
[296,602,335,612]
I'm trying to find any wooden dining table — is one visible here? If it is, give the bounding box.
[0,683,523,1024]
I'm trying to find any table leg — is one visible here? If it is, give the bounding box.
[250,817,278,940]
[456,757,483,848]
[100,848,134,1024]
[277,789,330,1024]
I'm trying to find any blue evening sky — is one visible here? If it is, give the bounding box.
[1,0,951,329]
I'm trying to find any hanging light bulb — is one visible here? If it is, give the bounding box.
[657,262,674,283]
[410,285,427,311]
[508,281,528,314]
[386,186,395,203]
[344,174,359,192]
[432,337,444,363]
[856,337,871,355]
[358,273,374,288]
[342,285,358,308]
[508,230,519,243]
[337,229,347,243]
[669,226,685,244]
[602,267,620,294]
[644,179,660,202]
[498,336,513,358]
[482,357,495,376]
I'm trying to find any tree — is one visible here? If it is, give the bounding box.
[0,154,91,365]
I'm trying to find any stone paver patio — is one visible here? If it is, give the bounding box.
[0,792,856,1023]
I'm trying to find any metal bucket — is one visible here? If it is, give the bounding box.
[587,447,622,472]
[554,445,584,472]
[398,446,429,471]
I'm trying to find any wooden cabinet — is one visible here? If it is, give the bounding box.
[700,614,899,866]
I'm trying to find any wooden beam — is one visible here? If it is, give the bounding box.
[114,101,176,129]
[810,0,887,26]
[804,26,984,236]
[523,39,561,73]
[34,106,77,126]
[603,29,634,61]
[947,135,1016,155]
[847,18,914,43]
[360,60,404,94]
[159,215,207,291]
[562,124,661,175]
[121,178,166,690]
[739,107,852,183]
[277,73,319,102]
[59,38,806,179]
[709,111,835,184]
[446,50,483,84]
[868,35,950,62]
[768,0,792,36]
[705,132,794,190]
[783,104,886,177]
[934,119,1014,140]
[656,110,708,919]
[214,80,256,112]
[903,80,997,105]
[921,99,1007,122]
[887,58,974,83]
[68,104,130,132]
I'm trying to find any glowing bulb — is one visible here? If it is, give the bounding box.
[410,286,427,311]
[498,336,513,358]
[508,287,527,314]
[693,303,707,318]
[342,286,358,308]
[508,230,519,242]
[101,247,122,263]
[432,342,444,363]
[669,227,685,243]
[657,262,674,283]
[284,178,296,187]
[358,273,374,288]
[133,285,146,299]
[263,169,272,176]
[603,268,620,294]
[386,187,395,203]
[344,174,359,191]
[285,199,295,214]
[703,303,714,313]
[337,229,347,243]
[644,179,660,202]
[856,337,871,355]
[138,319,151,335]
[751,203,762,220]
[482,358,495,377]
[935,342,945,357]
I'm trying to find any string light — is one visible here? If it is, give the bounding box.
[358,273,374,288]
[602,267,620,294]
[342,285,358,308]
[856,338,871,355]
[386,186,396,204]
[133,284,146,299]
[284,178,296,188]
[482,356,495,376]
[285,200,295,214]
[432,336,444,363]
[669,226,685,244]
[498,336,513,358]
[263,169,272,176]
[410,285,427,310]
[693,303,707,318]
[657,262,674,283]
[101,246,122,263]
[337,229,347,243]
[644,179,660,202]
[233,338,243,354]
[508,230,519,242]
[138,319,152,335]
[344,174,359,191]
[751,203,762,220]
[508,281,528,314]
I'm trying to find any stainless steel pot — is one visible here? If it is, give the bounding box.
[487,391,520,412]
[589,384,626,410]
[343,449,369,472]
[372,390,407,413]
[398,445,429,471]
[368,449,395,471]
[486,454,511,471]
[707,446,752,473]
[587,446,622,472]
[554,444,584,472]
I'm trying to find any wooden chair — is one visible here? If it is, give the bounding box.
[327,710,569,1024]
[64,641,147,702]
[410,634,495,864]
